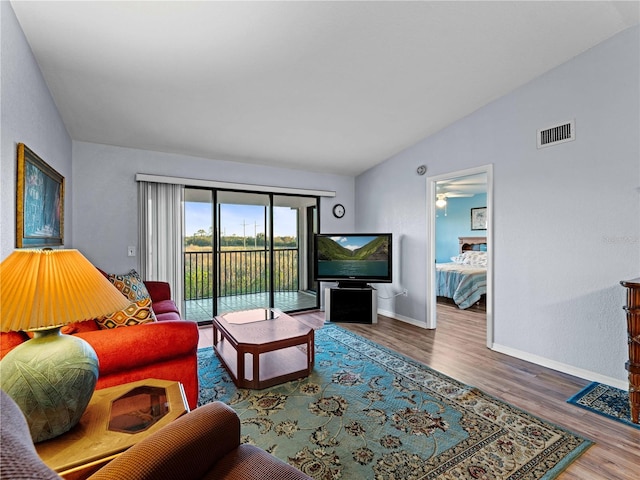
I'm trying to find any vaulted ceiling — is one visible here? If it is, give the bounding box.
[10,1,639,176]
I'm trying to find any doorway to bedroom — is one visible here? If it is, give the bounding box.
[426,165,493,347]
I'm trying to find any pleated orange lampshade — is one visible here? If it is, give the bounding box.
[0,249,131,332]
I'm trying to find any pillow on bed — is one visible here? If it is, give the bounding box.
[451,251,487,267]
[450,254,467,264]
[463,251,487,267]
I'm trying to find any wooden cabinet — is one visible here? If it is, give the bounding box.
[325,286,377,324]
[620,277,640,424]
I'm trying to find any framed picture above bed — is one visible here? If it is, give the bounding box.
[16,143,65,248]
[471,207,487,230]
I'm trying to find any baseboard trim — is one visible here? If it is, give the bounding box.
[377,309,426,329]
[492,343,628,391]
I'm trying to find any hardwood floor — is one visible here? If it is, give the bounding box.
[198,305,639,479]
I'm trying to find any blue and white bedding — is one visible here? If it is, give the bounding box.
[436,251,487,309]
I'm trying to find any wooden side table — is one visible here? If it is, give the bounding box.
[35,378,189,479]
[621,278,640,424]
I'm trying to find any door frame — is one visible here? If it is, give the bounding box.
[425,164,494,348]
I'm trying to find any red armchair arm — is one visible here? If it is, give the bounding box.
[0,331,28,360]
[76,320,199,408]
[144,281,172,303]
[75,321,197,376]
[143,281,180,320]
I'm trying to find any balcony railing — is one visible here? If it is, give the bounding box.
[184,248,299,301]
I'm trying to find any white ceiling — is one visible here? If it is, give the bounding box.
[10,1,639,176]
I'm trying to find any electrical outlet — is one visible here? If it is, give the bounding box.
[402,289,408,297]
[127,246,136,257]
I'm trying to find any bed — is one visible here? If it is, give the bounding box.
[436,237,487,309]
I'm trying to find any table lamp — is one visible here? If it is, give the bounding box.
[0,249,132,442]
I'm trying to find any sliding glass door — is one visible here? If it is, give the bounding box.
[217,191,271,314]
[183,189,214,322]
[183,188,318,323]
[272,195,318,312]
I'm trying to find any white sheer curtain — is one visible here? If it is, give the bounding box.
[138,181,184,315]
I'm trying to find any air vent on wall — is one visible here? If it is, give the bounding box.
[537,120,575,149]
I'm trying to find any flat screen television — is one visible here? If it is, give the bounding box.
[314,233,392,287]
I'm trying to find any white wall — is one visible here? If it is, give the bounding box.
[72,141,355,274]
[356,26,640,386]
[0,1,72,260]
[355,153,430,323]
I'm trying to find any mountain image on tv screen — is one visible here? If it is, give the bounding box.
[316,235,389,278]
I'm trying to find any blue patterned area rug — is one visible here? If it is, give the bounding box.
[567,382,639,430]
[198,324,591,479]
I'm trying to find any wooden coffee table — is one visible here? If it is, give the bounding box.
[35,379,188,479]
[213,308,314,389]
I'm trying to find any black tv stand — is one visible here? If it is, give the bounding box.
[337,281,370,289]
[325,285,377,324]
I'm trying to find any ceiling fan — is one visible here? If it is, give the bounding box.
[435,191,474,208]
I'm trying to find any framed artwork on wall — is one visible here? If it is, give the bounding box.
[471,207,487,231]
[16,143,65,248]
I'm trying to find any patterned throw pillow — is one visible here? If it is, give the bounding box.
[96,297,157,329]
[106,269,150,302]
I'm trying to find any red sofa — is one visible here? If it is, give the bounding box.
[0,281,199,410]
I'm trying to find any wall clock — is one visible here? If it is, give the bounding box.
[332,204,345,218]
